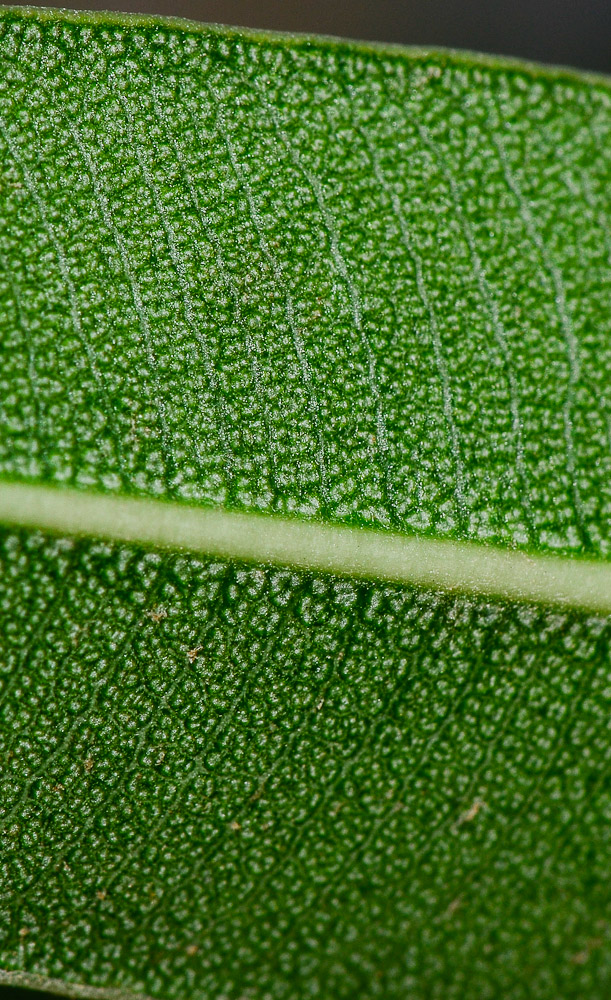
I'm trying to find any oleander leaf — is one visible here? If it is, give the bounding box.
[0,6,610,1000]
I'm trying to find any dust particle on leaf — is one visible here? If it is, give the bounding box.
[146,606,167,623]
[444,897,463,919]
[454,798,487,830]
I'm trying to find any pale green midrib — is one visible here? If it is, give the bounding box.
[0,481,609,614]
[0,968,149,1000]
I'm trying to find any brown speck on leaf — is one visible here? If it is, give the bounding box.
[229,820,241,832]
[186,944,199,957]
[187,646,203,663]
[571,938,603,964]
[96,890,107,901]
[570,950,590,965]
[146,607,167,623]
[52,784,65,793]
[250,785,265,803]
[18,927,29,938]
[84,758,94,772]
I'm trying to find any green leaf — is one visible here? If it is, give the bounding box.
[0,6,610,999]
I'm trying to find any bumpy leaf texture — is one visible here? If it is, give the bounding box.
[0,6,610,1000]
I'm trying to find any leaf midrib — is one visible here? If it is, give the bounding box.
[0,480,608,613]
[0,966,148,1000]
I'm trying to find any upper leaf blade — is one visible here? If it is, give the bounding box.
[0,6,610,557]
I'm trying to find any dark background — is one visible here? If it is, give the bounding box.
[7,0,611,72]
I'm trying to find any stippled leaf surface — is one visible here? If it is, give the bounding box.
[0,6,610,1000]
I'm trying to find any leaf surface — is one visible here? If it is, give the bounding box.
[0,6,610,1000]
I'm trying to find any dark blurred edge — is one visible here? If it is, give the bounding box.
[5,0,611,72]
[0,988,60,1000]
